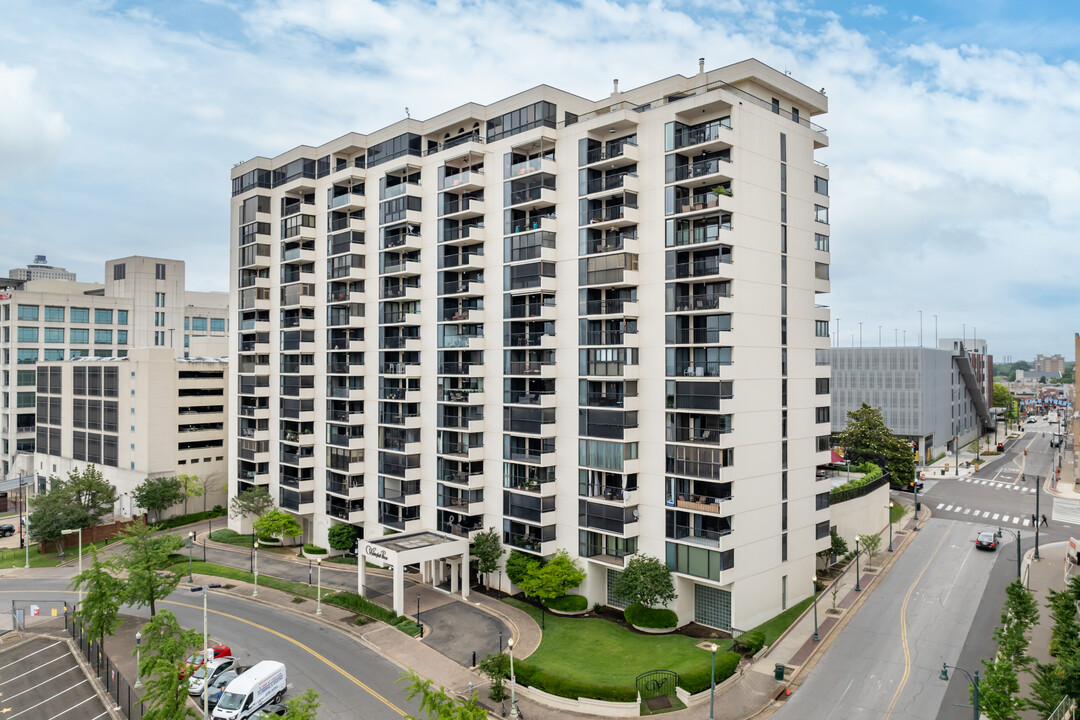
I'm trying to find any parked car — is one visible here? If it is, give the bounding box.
[1027,416,1039,424]
[895,480,924,494]
[182,645,232,678]
[975,531,997,551]
[0,524,15,537]
[189,656,238,696]
[212,660,287,719]
[251,704,287,719]
[204,669,243,708]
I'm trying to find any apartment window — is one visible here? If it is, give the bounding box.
[192,317,207,332]
[781,440,788,469]
[792,107,800,124]
[95,309,113,324]
[816,377,830,394]
[44,306,64,322]
[70,307,89,323]
[815,320,830,337]
[71,328,89,344]
[780,194,786,223]
[816,520,831,540]
[184,317,189,330]
[17,305,38,321]
[69,349,88,359]
[44,328,64,344]
[780,164,786,193]
[814,176,829,196]
[780,256,787,285]
[780,286,786,316]
[17,327,38,343]
[816,492,830,511]
[781,533,788,562]
[117,310,128,325]
[17,370,35,386]
[113,263,126,280]
[16,348,37,363]
[781,471,788,501]
[815,205,829,224]
[156,263,166,280]
[780,318,787,345]
[781,409,788,438]
[780,225,786,253]
[210,318,225,333]
[815,234,830,252]
[780,348,787,376]
[815,407,830,423]
[94,330,112,345]
[817,435,831,452]
[772,98,781,115]
[779,132,786,161]
[117,330,128,345]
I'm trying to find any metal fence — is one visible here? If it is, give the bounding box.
[1046,695,1073,720]
[65,609,145,720]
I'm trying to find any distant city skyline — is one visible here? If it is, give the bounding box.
[2,0,1078,359]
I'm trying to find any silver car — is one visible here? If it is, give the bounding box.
[189,657,237,696]
[203,667,244,708]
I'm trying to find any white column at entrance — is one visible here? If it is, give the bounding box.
[461,551,470,600]
[358,553,366,597]
[393,562,405,616]
[436,560,445,586]
[449,558,459,594]
[420,559,428,584]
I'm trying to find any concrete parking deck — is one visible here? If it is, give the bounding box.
[0,635,112,720]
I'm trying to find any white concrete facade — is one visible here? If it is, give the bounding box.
[229,58,832,631]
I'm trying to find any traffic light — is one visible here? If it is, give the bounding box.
[1024,448,1028,456]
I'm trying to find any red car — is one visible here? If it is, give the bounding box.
[181,645,232,678]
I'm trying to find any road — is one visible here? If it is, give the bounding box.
[772,520,998,720]
[1,579,418,720]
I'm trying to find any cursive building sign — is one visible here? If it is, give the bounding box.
[365,546,390,561]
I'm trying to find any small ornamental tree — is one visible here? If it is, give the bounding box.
[281,688,321,720]
[504,550,536,587]
[229,486,274,538]
[859,533,882,569]
[27,485,91,556]
[397,670,487,720]
[253,509,302,542]
[132,476,186,524]
[328,523,360,554]
[470,527,504,590]
[136,610,201,720]
[64,465,120,522]
[518,549,585,604]
[114,519,184,617]
[71,548,123,661]
[612,554,677,609]
[478,652,510,702]
[177,473,204,517]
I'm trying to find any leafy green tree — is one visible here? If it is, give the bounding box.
[470,527,504,590]
[328,523,359,553]
[976,580,1038,720]
[1047,586,1080,659]
[835,403,914,486]
[504,550,536,587]
[71,548,123,659]
[253,509,302,542]
[397,670,487,720]
[132,476,186,524]
[27,485,91,555]
[135,610,201,720]
[978,653,1023,720]
[177,474,204,517]
[859,533,882,568]
[817,528,848,568]
[518,548,586,603]
[229,486,274,539]
[612,554,677,609]
[114,519,184,617]
[993,383,1012,410]
[281,688,321,720]
[64,465,120,521]
[478,652,510,702]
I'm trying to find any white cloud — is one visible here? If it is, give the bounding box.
[0,63,70,178]
[852,4,886,18]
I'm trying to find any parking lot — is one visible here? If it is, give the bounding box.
[0,636,111,720]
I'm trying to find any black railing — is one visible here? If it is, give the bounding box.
[830,473,891,504]
[67,609,145,719]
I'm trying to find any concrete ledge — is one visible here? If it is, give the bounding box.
[514,683,640,717]
[631,624,676,634]
[548,607,588,617]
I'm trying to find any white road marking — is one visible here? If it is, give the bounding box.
[983,511,991,518]
[6,679,88,720]
[1023,519,1031,526]
[1002,516,1011,523]
[964,508,972,515]
[48,693,102,719]
[937,503,945,509]
[3,666,80,702]
[1052,498,1080,524]
[0,654,69,686]
[0,641,63,672]
[992,513,1000,520]
[945,505,955,512]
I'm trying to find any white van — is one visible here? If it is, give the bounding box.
[211,661,286,720]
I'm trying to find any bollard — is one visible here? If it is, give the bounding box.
[472,650,477,667]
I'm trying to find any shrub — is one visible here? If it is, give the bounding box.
[736,630,765,655]
[592,603,604,614]
[303,544,328,555]
[677,651,741,693]
[546,595,588,612]
[211,505,226,517]
[257,535,278,544]
[623,603,678,629]
[322,591,419,636]
[512,659,638,702]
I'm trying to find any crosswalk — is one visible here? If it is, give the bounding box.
[932,497,1079,526]
[954,477,1034,492]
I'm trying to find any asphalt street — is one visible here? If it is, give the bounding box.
[1,579,419,720]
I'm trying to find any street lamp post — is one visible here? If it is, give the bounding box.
[187,531,195,582]
[134,631,143,688]
[995,527,1022,579]
[886,502,894,552]
[19,473,29,568]
[1022,473,1041,560]
[855,538,862,592]
[316,558,322,616]
[61,528,83,585]
[939,663,980,720]
[508,636,519,719]
[416,593,423,639]
[191,583,222,720]
[708,642,718,720]
[811,576,819,642]
[252,541,259,597]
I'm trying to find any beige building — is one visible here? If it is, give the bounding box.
[1035,353,1066,374]
[10,255,77,282]
[31,348,228,517]
[229,59,832,631]
[0,256,228,480]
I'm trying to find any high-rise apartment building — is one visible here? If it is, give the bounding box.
[9,255,77,282]
[0,256,228,479]
[229,59,832,630]
[1035,354,1066,374]
[32,348,229,516]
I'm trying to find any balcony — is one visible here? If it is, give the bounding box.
[509,216,556,235]
[584,203,638,230]
[503,532,556,557]
[327,505,365,524]
[674,191,730,216]
[442,279,485,298]
[440,441,485,462]
[506,361,556,378]
[439,169,485,192]
[582,298,638,318]
[508,390,555,408]
[380,284,422,302]
[382,228,423,252]
[507,185,557,209]
[672,119,732,153]
[507,332,556,350]
[672,158,732,188]
[584,172,638,200]
[441,196,485,220]
[509,157,556,179]
[381,386,422,403]
[381,362,422,378]
[441,224,486,246]
[584,140,638,169]
[443,469,485,489]
[281,246,315,264]
[328,385,365,401]
[439,361,484,377]
[444,307,485,324]
[442,251,485,273]
[329,192,365,212]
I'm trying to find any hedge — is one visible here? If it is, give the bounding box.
[736,630,765,655]
[546,595,588,612]
[322,591,420,637]
[512,659,638,702]
[677,651,741,693]
[830,462,882,494]
[303,544,328,555]
[623,603,678,629]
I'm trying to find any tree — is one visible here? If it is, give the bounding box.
[859,533,881,569]
[397,670,487,720]
[517,549,586,603]
[253,509,302,542]
[27,485,91,556]
[114,519,184,617]
[132,476,186,524]
[470,527,504,590]
[993,383,1012,410]
[135,610,201,720]
[64,465,119,521]
[835,403,914,486]
[177,474,204,517]
[976,580,1038,720]
[504,550,536,587]
[327,523,359,554]
[71,548,123,665]
[817,528,848,569]
[612,554,677,609]
[478,653,510,702]
[281,688,321,720]
[229,486,274,537]
[196,473,220,513]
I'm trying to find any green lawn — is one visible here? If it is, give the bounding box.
[504,598,722,688]
[890,502,909,524]
[746,597,812,647]
[0,539,110,569]
[166,558,321,600]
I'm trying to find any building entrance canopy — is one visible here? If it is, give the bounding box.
[357,531,471,615]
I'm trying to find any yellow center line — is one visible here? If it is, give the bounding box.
[0,590,406,717]
[882,523,953,720]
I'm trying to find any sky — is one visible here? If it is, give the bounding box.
[2,0,1078,362]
